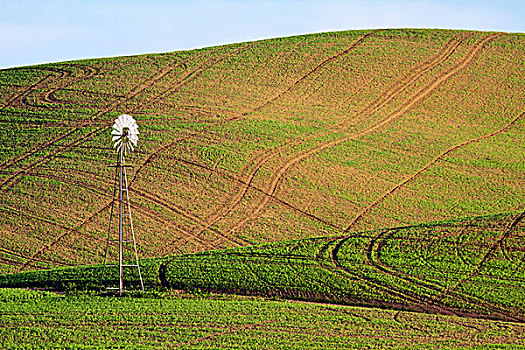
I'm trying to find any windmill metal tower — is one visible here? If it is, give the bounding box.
[100,114,144,295]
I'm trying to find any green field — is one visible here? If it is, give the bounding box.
[2,212,523,324]
[1,288,524,349]
[0,28,524,348]
[1,29,523,273]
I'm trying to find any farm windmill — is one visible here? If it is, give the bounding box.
[100,114,144,294]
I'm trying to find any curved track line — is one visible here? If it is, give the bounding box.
[0,128,83,173]
[228,33,501,236]
[41,65,100,105]
[193,32,378,238]
[1,71,55,111]
[350,33,470,125]
[440,210,525,300]
[367,226,523,322]
[329,235,456,316]
[12,47,257,270]
[344,110,524,231]
[19,67,73,108]
[250,30,380,113]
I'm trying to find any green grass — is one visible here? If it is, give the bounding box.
[0,288,524,349]
[1,212,523,322]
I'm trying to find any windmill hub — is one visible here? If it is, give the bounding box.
[112,114,139,157]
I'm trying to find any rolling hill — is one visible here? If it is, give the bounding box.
[1,28,525,348]
[0,28,523,277]
[2,211,523,322]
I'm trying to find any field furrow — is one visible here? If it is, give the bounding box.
[227,34,498,235]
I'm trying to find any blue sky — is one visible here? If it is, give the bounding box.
[1,0,523,69]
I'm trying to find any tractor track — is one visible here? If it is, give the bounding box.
[125,132,258,249]
[10,46,260,270]
[183,32,380,242]
[365,227,523,322]
[0,202,79,232]
[229,33,501,236]
[18,67,77,109]
[1,69,59,111]
[439,210,525,302]
[329,235,459,317]
[251,30,380,113]
[133,188,247,247]
[354,33,471,122]
[332,233,522,321]
[47,87,126,103]
[122,200,216,252]
[0,62,139,171]
[213,33,470,235]
[193,32,383,239]
[344,109,524,231]
[41,65,100,105]
[284,238,361,303]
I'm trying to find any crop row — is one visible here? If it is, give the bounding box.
[1,212,523,322]
[2,288,524,349]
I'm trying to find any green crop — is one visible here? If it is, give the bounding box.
[0,288,524,349]
[1,212,523,323]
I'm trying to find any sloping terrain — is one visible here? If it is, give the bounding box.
[0,29,523,276]
[2,212,523,322]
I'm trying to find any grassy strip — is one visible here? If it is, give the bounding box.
[1,213,523,321]
[1,288,524,349]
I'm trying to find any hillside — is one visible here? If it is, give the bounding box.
[2,212,524,321]
[0,29,524,275]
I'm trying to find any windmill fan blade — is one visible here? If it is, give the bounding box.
[112,114,139,154]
